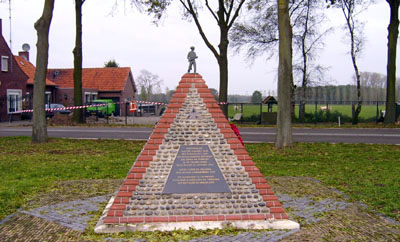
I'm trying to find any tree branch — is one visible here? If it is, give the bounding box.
[179,0,191,13]
[183,0,220,59]
[305,27,332,55]
[205,0,219,23]
[226,0,235,23]
[227,0,245,29]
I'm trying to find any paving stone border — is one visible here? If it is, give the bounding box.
[277,194,349,225]
[22,195,109,232]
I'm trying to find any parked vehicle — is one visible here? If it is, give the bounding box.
[86,99,115,117]
[45,104,72,118]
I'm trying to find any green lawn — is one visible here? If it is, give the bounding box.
[228,104,386,122]
[248,143,400,221]
[0,137,399,222]
[0,137,142,220]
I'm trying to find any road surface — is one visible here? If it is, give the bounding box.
[0,126,399,144]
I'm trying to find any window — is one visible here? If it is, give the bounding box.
[45,91,51,105]
[85,92,98,104]
[1,56,9,72]
[7,89,22,113]
[85,92,91,104]
[25,92,32,110]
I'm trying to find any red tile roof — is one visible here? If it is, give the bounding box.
[47,67,132,92]
[14,55,56,86]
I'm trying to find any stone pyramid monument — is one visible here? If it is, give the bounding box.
[95,73,299,233]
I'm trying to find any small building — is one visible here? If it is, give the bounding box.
[47,67,137,116]
[262,96,278,124]
[0,19,28,121]
[262,96,278,112]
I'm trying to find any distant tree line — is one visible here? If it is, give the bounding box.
[295,72,400,104]
[141,71,400,105]
[294,85,388,104]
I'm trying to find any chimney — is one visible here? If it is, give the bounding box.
[0,19,2,36]
[19,51,29,61]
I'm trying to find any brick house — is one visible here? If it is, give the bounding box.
[14,54,57,110]
[47,67,137,116]
[0,17,137,120]
[0,19,28,121]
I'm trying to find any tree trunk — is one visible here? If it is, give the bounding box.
[218,28,229,117]
[299,41,308,122]
[276,0,293,149]
[217,1,229,118]
[385,0,399,124]
[73,0,84,123]
[32,0,54,143]
[352,54,362,124]
[342,1,362,124]
[299,86,306,122]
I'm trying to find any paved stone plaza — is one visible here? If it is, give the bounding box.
[1,177,399,241]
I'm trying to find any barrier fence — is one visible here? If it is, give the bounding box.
[227,101,400,124]
[2,96,398,124]
[3,99,229,124]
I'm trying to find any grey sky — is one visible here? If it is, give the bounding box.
[0,0,395,95]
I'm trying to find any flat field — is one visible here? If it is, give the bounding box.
[228,104,386,122]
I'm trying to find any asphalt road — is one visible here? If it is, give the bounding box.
[0,126,399,144]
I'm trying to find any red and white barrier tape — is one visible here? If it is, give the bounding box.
[11,100,228,114]
[14,103,109,114]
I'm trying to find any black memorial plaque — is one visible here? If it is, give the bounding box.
[162,145,231,194]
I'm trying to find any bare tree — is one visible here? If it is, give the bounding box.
[334,0,367,124]
[385,0,400,124]
[137,70,163,101]
[360,72,386,89]
[178,0,246,117]
[230,0,331,122]
[32,0,55,143]
[359,72,386,102]
[276,0,293,149]
[230,0,278,61]
[125,0,245,116]
[73,0,86,124]
[293,0,332,122]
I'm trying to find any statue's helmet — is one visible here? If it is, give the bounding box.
[190,46,195,50]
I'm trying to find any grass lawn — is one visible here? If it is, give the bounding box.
[0,137,399,223]
[248,143,400,221]
[228,104,386,122]
[0,137,143,220]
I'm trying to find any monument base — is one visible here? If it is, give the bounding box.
[94,196,299,233]
[96,74,299,233]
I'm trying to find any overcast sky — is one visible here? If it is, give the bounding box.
[0,0,395,96]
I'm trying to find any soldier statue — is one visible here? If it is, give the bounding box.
[187,46,198,73]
